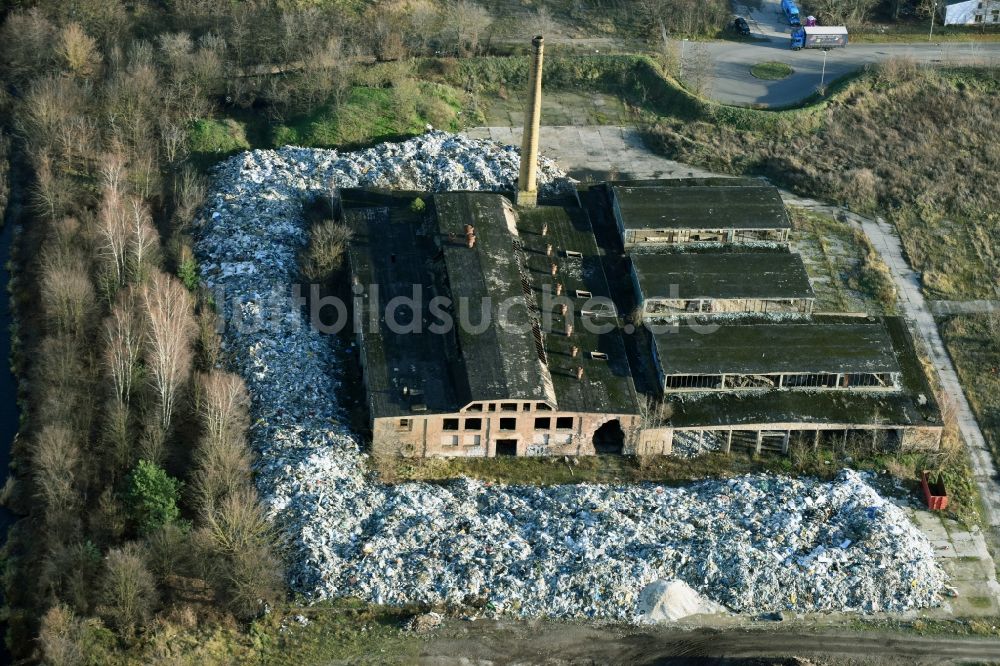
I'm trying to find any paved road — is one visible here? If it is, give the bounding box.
[699,0,1000,106]
[468,125,1000,553]
[697,39,1000,106]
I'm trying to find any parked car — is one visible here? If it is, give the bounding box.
[733,17,751,36]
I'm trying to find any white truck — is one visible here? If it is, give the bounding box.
[790,25,849,50]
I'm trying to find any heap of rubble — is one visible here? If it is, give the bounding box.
[194,132,947,621]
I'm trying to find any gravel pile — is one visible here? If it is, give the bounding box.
[194,131,946,621]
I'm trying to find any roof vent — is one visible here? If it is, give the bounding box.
[565,250,583,258]
[590,352,609,361]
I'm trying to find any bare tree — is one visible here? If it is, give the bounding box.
[449,1,493,55]
[40,250,96,339]
[0,9,57,85]
[38,605,86,666]
[809,0,880,27]
[193,372,254,512]
[171,166,206,233]
[98,543,158,637]
[203,487,273,555]
[198,371,250,449]
[104,291,144,409]
[57,22,102,79]
[34,425,81,523]
[97,180,129,291]
[142,272,196,433]
[127,198,161,284]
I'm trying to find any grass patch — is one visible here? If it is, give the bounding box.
[941,314,1000,467]
[66,599,423,664]
[269,80,468,148]
[187,118,251,167]
[789,207,896,314]
[750,61,793,80]
[849,616,1000,637]
[850,23,1000,43]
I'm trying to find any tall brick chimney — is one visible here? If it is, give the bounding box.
[516,35,544,208]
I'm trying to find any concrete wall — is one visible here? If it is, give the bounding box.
[373,413,940,458]
[373,405,640,458]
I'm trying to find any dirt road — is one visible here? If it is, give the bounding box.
[419,620,1000,664]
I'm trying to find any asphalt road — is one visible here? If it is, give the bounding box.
[698,39,1000,107]
[678,0,1000,106]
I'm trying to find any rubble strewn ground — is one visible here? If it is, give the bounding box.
[194,131,946,621]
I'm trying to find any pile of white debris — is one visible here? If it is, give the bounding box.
[194,131,946,621]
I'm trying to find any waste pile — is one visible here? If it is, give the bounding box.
[670,430,725,458]
[194,131,946,621]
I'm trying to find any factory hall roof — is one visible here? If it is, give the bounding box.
[631,251,815,301]
[652,317,901,376]
[612,182,792,231]
[434,193,556,406]
[345,190,638,419]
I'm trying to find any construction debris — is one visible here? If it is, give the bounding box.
[194,132,947,622]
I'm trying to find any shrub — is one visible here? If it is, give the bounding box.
[177,245,199,292]
[124,460,182,535]
[299,217,353,284]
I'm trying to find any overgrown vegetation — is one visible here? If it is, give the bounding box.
[0,7,294,661]
[789,207,897,314]
[942,314,1000,466]
[648,62,1000,301]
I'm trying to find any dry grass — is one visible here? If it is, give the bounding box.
[649,65,1000,301]
[941,314,1000,464]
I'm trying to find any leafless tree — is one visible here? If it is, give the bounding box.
[97,181,129,291]
[38,605,86,666]
[142,272,196,433]
[127,198,161,284]
[40,250,96,339]
[34,425,81,523]
[0,9,57,85]
[57,22,102,79]
[224,542,284,620]
[98,543,158,638]
[198,371,250,450]
[104,291,144,409]
[193,372,254,512]
[449,0,493,55]
[203,487,273,555]
[809,0,880,27]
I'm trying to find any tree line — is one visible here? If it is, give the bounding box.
[0,6,290,661]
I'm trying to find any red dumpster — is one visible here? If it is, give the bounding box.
[921,471,949,511]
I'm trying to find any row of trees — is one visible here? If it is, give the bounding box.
[0,7,283,661]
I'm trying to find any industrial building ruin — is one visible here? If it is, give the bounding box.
[612,181,793,246]
[343,181,942,458]
[346,189,639,458]
[339,35,941,459]
[630,251,815,317]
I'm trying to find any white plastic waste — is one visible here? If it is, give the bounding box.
[194,131,947,621]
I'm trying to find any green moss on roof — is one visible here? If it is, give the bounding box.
[652,317,900,376]
[613,183,792,231]
[632,252,814,301]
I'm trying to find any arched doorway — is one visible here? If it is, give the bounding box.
[593,419,625,454]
